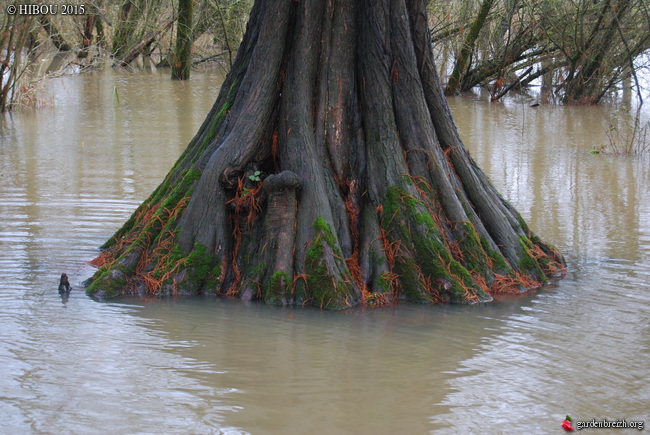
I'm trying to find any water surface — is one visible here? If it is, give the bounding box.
[1,70,648,433]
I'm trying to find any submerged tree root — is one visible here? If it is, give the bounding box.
[85,0,566,308]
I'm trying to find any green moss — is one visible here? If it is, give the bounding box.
[182,169,201,184]
[518,236,548,284]
[415,178,431,194]
[165,244,184,268]
[478,233,511,273]
[159,169,199,211]
[266,271,291,305]
[517,236,536,271]
[147,181,171,211]
[401,174,414,186]
[204,101,232,145]
[86,277,123,299]
[143,241,221,295]
[412,234,451,277]
[147,168,198,218]
[313,217,340,256]
[179,242,217,292]
[380,186,490,303]
[228,79,238,94]
[377,271,393,293]
[393,256,429,301]
[448,259,478,301]
[515,212,531,235]
[305,218,353,309]
[536,255,554,274]
[86,267,129,299]
[487,247,510,272]
[199,81,237,153]
[450,221,494,279]
[204,263,223,294]
[414,211,436,228]
[252,263,266,277]
[381,186,401,227]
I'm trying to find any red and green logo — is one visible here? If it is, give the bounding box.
[562,415,575,431]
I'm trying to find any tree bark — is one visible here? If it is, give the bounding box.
[563,0,632,103]
[86,0,565,308]
[78,14,96,59]
[444,0,496,95]
[112,13,177,69]
[171,0,193,80]
[38,15,72,52]
[112,0,135,57]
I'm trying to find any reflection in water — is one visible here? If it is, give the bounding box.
[58,289,70,305]
[0,72,648,433]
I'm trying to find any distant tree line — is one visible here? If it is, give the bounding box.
[1,0,252,110]
[429,0,650,104]
[1,0,648,111]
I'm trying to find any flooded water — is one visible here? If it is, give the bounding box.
[1,70,648,434]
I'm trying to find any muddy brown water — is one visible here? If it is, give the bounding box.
[1,69,648,434]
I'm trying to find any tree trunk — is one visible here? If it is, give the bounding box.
[38,15,72,52]
[563,0,632,103]
[112,13,177,69]
[77,14,96,59]
[171,0,193,80]
[112,0,135,57]
[86,0,565,309]
[444,0,496,95]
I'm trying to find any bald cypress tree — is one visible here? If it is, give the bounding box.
[87,0,565,308]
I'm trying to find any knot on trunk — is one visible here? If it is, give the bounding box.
[263,171,301,236]
[263,170,302,195]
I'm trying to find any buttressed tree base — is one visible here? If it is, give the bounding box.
[86,0,566,309]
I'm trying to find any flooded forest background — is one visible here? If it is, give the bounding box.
[2,0,650,123]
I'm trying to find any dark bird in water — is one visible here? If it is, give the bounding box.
[59,273,71,292]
